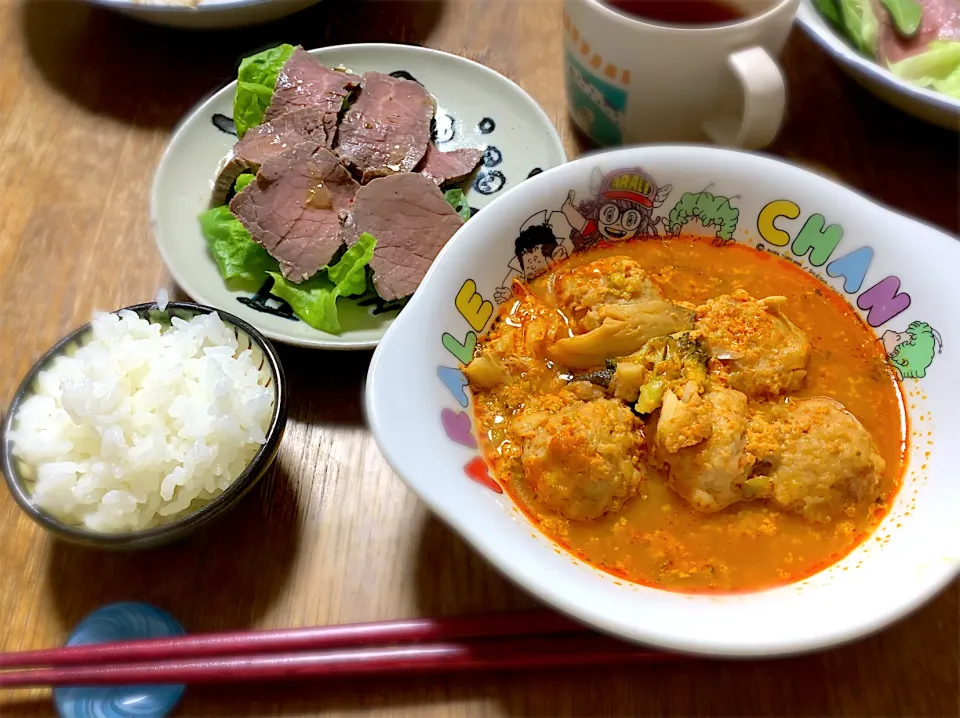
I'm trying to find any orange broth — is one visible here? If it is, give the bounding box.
[475,238,908,593]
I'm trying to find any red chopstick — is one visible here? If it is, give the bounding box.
[0,635,682,688]
[0,609,582,670]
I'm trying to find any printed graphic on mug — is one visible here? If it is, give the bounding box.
[566,52,629,146]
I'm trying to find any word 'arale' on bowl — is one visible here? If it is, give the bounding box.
[366,145,960,658]
[1,302,288,550]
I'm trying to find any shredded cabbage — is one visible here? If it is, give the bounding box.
[888,41,960,98]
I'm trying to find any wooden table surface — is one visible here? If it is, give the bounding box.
[0,1,958,716]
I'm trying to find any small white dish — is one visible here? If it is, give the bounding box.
[86,0,321,29]
[366,145,960,657]
[796,0,960,130]
[152,44,567,350]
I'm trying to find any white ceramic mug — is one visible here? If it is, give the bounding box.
[563,0,800,148]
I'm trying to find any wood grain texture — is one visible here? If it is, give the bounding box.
[0,0,957,716]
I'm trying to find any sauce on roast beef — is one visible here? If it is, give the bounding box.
[336,72,434,183]
[346,173,463,300]
[211,109,329,207]
[230,142,359,283]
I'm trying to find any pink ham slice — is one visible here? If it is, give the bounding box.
[874,0,960,63]
[230,142,359,283]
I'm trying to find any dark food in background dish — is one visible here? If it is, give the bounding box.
[416,144,484,185]
[230,143,360,282]
[347,173,464,301]
[336,72,435,183]
[212,109,329,206]
[264,48,360,141]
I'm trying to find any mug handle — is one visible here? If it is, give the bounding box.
[702,46,786,150]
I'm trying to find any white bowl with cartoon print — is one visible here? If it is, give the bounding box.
[366,146,960,657]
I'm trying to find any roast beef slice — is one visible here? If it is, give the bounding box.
[336,72,434,183]
[263,48,360,141]
[348,173,463,301]
[416,144,483,186]
[211,109,328,206]
[230,142,360,283]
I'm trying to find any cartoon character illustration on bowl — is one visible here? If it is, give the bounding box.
[560,167,671,251]
[663,189,741,245]
[882,321,943,379]
[493,169,751,302]
[493,212,572,303]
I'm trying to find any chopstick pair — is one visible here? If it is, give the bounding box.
[0,610,682,687]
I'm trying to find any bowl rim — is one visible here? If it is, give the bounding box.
[366,144,960,657]
[1,301,288,548]
[795,0,960,118]
[84,0,306,13]
[150,42,568,351]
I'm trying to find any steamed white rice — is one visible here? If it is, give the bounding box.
[8,310,273,533]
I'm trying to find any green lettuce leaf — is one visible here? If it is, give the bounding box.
[836,0,880,56]
[888,41,960,98]
[233,44,296,138]
[234,173,256,194]
[267,233,377,333]
[268,272,340,331]
[814,0,842,26]
[879,0,923,37]
[328,232,377,296]
[199,206,277,291]
[443,188,472,222]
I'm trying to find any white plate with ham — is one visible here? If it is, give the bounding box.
[152,43,567,349]
[797,0,960,129]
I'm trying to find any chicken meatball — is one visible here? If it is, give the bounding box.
[546,257,695,369]
[653,387,752,512]
[695,290,810,397]
[550,256,666,332]
[745,397,885,523]
[513,398,645,520]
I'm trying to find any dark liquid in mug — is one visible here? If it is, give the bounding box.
[604,0,745,24]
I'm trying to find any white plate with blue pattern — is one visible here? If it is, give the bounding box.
[152,44,567,350]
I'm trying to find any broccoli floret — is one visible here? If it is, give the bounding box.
[635,377,666,414]
[572,359,617,388]
[612,332,710,413]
